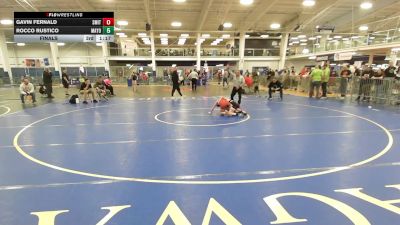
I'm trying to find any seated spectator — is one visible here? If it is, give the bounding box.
[19,78,36,104]
[94,76,108,99]
[268,77,283,100]
[103,76,114,96]
[80,79,97,104]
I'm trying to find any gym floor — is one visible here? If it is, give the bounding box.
[0,84,399,225]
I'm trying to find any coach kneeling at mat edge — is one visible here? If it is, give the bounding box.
[231,71,245,105]
[268,77,283,100]
[20,78,36,104]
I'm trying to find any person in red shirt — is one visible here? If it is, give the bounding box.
[209,97,247,116]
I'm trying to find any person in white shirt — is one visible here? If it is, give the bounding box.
[188,69,199,91]
[230,71,245,105]
[19,78,36,104]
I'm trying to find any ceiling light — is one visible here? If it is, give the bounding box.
[96,43,103,46]
[270,23,281,29]
[181,34,189,37]
[309,56,316,59]
[240,0,254,5]
[360,2,373,9]
[359,25,368,31]
[202,34,210,38]
[385,37,392,40]
[160,33,168,37]
[290,37,299,40]
[17,43,25,46]
[5,42,15,44]
[316,35,322,38]
[342,38,350,41]
[119,35,128,38]
[171,21,182,27]
[261,35,269,38]
[223,22,233,28]
[114,27,121,31]
[293,41,300,44]
[57,43,65,46]
[288,43,293,46]
[222,34,231,38]
[300,39,308,42]
[327,37,333,40]
[300,43,307,46]
[0,19,13,25]
[351,36,359,39]
[173,0,186,2]
[117,20,128,26]
[302,48,310,54]
[298,35,306,38]
[314,43,320,46]
[308,37,316,40]
[138,33,147,37]
[303,0,316,7]
[211,43,217,46]
[116,32,125,36]
[369,36,375,39]
[161,38,168,41]
[216,38,223,42]
[334,35,342,39]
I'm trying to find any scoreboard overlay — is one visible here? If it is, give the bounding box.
[14,12,114,43]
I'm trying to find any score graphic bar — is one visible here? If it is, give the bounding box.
[14,12,115,43]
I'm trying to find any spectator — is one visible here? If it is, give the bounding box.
[103,76,114,96]
[171,67,183,97]
[385,61,397,78]
[339,65,352,99]
[94,76,107,99]
[132,72,138,93]
[321,64,331,99]
[80,79,98,104]
[188,69,199,92]
[309,65,323,99]
[42,67,54,98]
[268,77,283,100]
[61,69,70,96]
[19,78,36,104]
[356,64,373,102]
[252,72,260,96]
[223,70,229,88]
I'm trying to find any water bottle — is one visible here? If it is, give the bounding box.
[75,98,80,104]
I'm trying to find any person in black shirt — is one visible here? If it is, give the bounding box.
[385,61,396,78]
[42,67,54,98]
[268,77,283,100]
[171,67,182,97]
[61,69,70,96]
[356,64,373,102]
[80,79,98,104]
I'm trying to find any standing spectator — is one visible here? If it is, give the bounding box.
[188,69,199,92]
[231,71,245,105]
[171,67,183,97]
[223,69,229,88]
[19,78,36,104]
[309,66,323,98]
[252,72,260,96]
[42,67,54,98]
[385,61,397,78]
[339,65,352,99]
[132,72,138,93]
[61,69,70,96]
[321,64,331,99]
[373,69,385,102]
[355,64,373,102]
